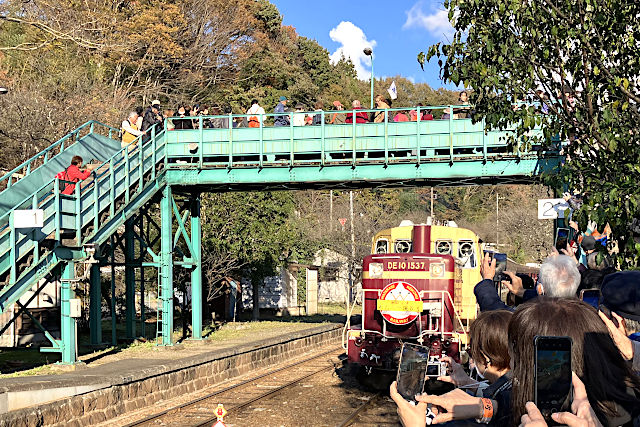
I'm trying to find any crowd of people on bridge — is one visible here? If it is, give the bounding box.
[118,92,474,149]
[390,200,640,426]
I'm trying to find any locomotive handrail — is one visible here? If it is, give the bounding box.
[358,289,469,342]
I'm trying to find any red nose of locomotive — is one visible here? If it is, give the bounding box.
[346,248,460,369]
[362,254,456,337]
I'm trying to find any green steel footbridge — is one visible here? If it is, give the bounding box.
[0,107,563,364]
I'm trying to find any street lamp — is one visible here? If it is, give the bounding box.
[0,87,8,95]
[363,47,374,109]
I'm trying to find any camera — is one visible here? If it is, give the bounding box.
[426,360,447,378]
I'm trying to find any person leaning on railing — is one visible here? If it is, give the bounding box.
[345,100,369,124]
[329,101,346,124]
[373,95,391,123]
[121,111,146,149]
[58,155,100,195]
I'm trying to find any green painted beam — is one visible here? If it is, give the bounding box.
[159,185,174,346]
[165,157,561,190]
[190,196,202,340]
[60,261,77,364]
[90,263,102,345]
[125,218,136,339]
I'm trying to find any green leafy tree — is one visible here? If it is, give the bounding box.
[422,0,640,266]
[200,191,318,320]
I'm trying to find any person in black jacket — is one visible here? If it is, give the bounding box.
[474,253,580,312]
[173,106,194,130]
[141,100,164,134]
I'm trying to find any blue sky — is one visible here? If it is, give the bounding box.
[271,0,456,89]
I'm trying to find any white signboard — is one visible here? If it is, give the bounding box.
[13,209,44,228]
[538,199,570,220]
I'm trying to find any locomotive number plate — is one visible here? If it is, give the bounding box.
[385,261,426,271]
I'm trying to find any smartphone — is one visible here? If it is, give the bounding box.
[396,343,429,401]
[493,253,507,276]
[580,288,600,309]
[555,228,570,253]
[485,251,508,284]
[534,336,572,424]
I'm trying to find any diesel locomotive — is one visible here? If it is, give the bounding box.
[346,220,483,377]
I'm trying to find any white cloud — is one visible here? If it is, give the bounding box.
[407,76,416,84]
[403,1,455,40]
[329,21,377,81]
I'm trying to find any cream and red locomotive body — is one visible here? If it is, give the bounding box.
[346,221,482,372]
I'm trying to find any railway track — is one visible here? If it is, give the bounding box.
[123,346,343,427]
[336,393,381,427]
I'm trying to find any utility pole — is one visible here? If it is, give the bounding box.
[430,187,434,218]
[349,191,356,304]
[330,190,334,231]
[496,192,503,247]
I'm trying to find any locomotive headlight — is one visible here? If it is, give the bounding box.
[430,263,445,278]
[369,262,384,278]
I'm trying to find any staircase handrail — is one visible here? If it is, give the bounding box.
[0,120,120,190]
[0,123,159,226]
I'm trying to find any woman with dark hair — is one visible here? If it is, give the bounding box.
[510,298,640,426]
[391,310,514,426]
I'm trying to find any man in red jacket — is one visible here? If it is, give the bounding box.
[345,100,369,124]
[58,156,99,195]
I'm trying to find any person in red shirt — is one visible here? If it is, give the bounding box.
[393,111,410,122]
[345,100,369,124]
[59,156,99,195]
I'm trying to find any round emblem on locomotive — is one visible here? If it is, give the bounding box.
[378,281,422,325]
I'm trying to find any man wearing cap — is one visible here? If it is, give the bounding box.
[141,100,164,134]
[330,101,346,125]
[274,96,289,127]
[598,270,640,371]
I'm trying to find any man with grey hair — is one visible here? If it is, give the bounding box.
[537,254,581,297]
[345,99,369,124]
[121,111,145,149]
[474,254,580,312]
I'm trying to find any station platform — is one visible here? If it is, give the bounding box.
[0,322,342,427]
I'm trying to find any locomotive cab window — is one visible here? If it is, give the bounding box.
[435,240,452,255]
[457,240,477,268]
[394,239,412,253]
[375,239,389,254]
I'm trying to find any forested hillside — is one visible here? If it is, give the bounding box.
[0,0,552,302]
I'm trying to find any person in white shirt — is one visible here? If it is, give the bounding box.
[292,103,306,126]
[246,100,266,128]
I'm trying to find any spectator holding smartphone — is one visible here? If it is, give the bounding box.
[391,310,514,426]
[509,299,640,426]
[474,253,580,312]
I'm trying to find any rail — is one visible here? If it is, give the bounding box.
[123,346,341,427]
[164,105,557,170]
[359,288,469,342]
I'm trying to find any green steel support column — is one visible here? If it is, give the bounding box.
[61,262,77,364]
[160,185,174,346]
[139,212,146,338]
[125,219,136,339]
[89,263,102,345]
[110,235,117,346]
[190,196,202,340]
